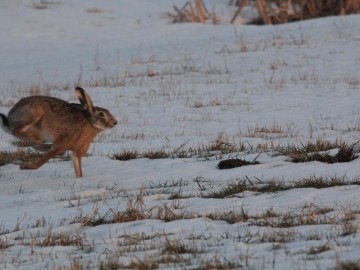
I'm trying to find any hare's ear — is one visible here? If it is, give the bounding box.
[75,87,94,114]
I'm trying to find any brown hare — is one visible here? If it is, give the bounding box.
[0,87,117,177]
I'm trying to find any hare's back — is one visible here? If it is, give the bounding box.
[8,96,71,123]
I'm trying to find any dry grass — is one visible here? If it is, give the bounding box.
[143,148,168,159]
[112,134,245,161]
[34,232,88,249]
[2,3,360,269]
[166,0,219,24]
[0,147,72,167]
[308,243,332,255]
[1,175,360,269]
[162,234,198,255]
[112,149,139,161]
[71,187,192,227]
[0,238,10,250]
[86,8,103,14]
[0,149,43,166]
[99,260,125,270]
[14,81,71,96]
[202,175,360,199]
[252,207,335,228]
[244,123,289,139]
[112,148,168,161]
[294,175,360,189]
[168,0,360,25]
[32,0,61,10]
[252,0,360,25]
[72,198,148,227]
[206,208,249,224]
[199,258,240,270]
[276,139,358,164]
[336,260,360,270]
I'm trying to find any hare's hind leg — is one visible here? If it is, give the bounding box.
[11,116,45,148]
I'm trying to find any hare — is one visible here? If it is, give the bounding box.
[0,87,117,177]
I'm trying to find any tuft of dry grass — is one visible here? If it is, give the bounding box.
[200,257,240,270]
[206,208,249,224]
[112,149,139,161]
[244,123,289,139]
[31,229,89,250]
[250,204,336,229]
[166,0,218,24]
[293,175,360,189]
[73,197,149,227]
[143,148,168,159]
[308,243,332,255]
[258,229,296,244]
[251,0,360,25]
[14,80,71,96]
[335,260,360,270]
[162,234,198,255]
[99,260,125,270]
[31,0,61,10]
[277,139,358,164]
[86,8,103,14]
[111,148,168,160]
[112,134,246,161]
[201,175,360,199]
[71,187,192,227]
[203,179,247,198]
[0,238,10,250]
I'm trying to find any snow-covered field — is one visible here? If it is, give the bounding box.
[1,1,360,269]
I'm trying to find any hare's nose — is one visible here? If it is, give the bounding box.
[113,120,118,126]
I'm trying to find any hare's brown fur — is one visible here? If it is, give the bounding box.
[0,87,117,177]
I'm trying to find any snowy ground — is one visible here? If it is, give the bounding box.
[1,0,360,269]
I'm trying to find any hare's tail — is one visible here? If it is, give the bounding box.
[0,114,9,131]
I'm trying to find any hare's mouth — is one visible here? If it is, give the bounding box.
[94,120,117,129]
[109,120,118,127]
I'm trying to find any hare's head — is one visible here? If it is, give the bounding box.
[75,87,118,129]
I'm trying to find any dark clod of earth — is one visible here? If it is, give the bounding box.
[218,158,260,170]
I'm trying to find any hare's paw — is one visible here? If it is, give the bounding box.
[20,162,38,170]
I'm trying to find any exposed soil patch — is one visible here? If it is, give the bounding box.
[217,158,260,170]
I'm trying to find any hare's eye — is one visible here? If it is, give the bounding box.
[98,111,105,118]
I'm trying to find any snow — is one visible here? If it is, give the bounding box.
[1,0,360,269]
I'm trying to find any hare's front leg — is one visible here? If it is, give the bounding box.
[72,153,83,178]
